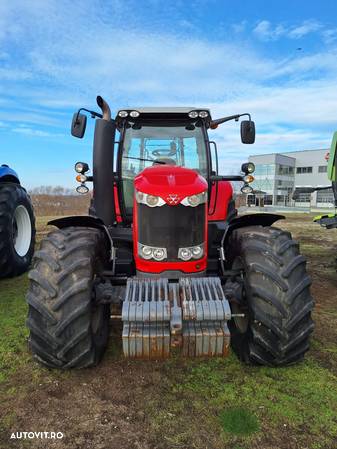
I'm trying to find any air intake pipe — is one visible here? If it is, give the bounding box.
[92,95,116,226]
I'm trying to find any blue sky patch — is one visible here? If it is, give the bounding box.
[0,0,337,188]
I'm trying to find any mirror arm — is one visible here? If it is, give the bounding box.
[210,112,251,128]
[75,108,103,124]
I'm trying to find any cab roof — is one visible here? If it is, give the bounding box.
[117,107,210,114]
[116,106,211,121]
[115,107,212,125]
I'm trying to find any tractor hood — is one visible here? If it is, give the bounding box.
[134,165,207,205]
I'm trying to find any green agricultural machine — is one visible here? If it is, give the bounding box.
[293,132,337,229]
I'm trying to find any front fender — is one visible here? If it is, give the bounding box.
[221,213,285,248]
[0,165,20,183]
[48,215,105,229]
[48,215,114,258]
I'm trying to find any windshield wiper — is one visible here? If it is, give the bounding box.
[123,156,166,164]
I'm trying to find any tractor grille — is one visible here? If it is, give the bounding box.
[137,203,205,261]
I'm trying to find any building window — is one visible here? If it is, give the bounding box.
[295,193,311,202]
[317,188,334,203]
[277,164,294,175]
[247,194,256,206]
[318,165,328,173]
[254,164,276,176]
[264,195,273,205]
[296,167,313,174]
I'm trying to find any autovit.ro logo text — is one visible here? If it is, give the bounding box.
[10,432,64,440]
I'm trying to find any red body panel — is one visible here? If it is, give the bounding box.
[133,166,208,274]
[208,180,233,221]
[134,255,208,274]
[134,165,207,204]
[113,184,122,223]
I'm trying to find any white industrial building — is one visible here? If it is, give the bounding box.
[248,149,334,208]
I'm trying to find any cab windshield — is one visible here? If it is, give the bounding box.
[120,125,208,212]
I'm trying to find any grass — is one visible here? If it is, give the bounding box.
[146,354,337,448]
[0,276,30,383]
[219,408,259,436]
[0,214,337,449]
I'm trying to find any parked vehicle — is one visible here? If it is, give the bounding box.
[293,131,337,228]
[26,96,314,368]
[0,165,35,278]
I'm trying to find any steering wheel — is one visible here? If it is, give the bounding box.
[152,149,177,157]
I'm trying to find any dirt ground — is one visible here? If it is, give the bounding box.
[0,214,337,449]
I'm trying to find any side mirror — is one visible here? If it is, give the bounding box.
[241,120,255,144]
[71,112,87,138]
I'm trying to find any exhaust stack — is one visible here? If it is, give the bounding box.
[92,96,116,226]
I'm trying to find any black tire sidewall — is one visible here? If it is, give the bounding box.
[226,225,313,366]
[91,243,110,361]
[0,183,35,276]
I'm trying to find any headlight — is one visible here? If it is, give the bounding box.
[135,190,166,207]
[179,248,192,261]
[146,195,159,207]
[130,110,140,118]
[241,162,255,174]
[181,191,207,207]
[138,243,167,261]
[247,162,255,173]
[178,244,204,261]
[198,111,209,118]
[75,162,89,173]
[188,111,198,118]
[140,245,153,259]
[118,110,128,117]
[191,246,203,257]
[241,185,253,194]
[76,174,87,183]
[153,248,166,261]
[76,184,89,194]
[243,174,254,183]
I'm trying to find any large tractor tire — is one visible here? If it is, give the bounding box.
[226,226,314,366]
[0,183,35,278]
[26,227,110,369]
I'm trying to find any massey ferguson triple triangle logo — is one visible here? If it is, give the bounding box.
[166,194,180,205]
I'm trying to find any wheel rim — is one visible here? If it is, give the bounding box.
[12,205,32,257]
[231,257,249,333]
[91,271,108,344]
[231,301,249,333]
[91,305,103,335]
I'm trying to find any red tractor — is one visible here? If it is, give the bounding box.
[26,96,314,368]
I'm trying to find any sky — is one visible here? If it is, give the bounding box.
[1,0,337,189]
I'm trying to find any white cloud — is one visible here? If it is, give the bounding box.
[288,20,322,39]
[253,20,286,41]
[253,19,322,41]
[11,125,64,138]
[322,28,337,44]
[232,21,246,34]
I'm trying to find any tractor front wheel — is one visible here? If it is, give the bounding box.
[226,225,314,366]
[26,227,110,369]
[0,183,35,278]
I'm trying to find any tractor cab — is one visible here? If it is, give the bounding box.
[115,108,211,220]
